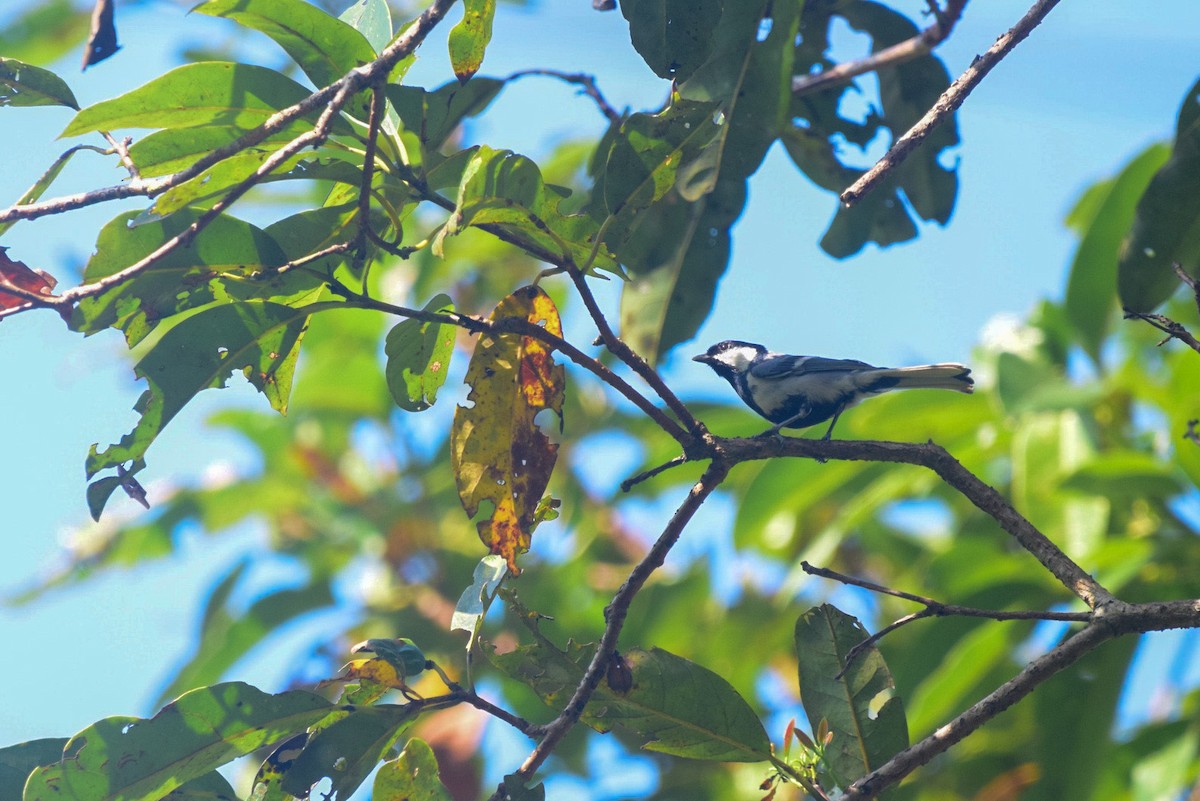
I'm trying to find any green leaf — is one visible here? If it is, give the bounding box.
[0,0,90,66]
[489,640,771,762]
[448,0,496,83]
[279,706,418,799]
[610,0,799,362]
[61,63,351,137]
[1119,78,1200,312]
[794,605,908,787]
[85,300,321,483]
[0,57,78,109]
[193,0,376,91]
[373,739,453,801]
[384,293,456,411]
[85,476,124,522]
[0,144,87,238]
[502,775,545,801]
[618,0,722,82]
[451,554,507,638]
[596,100,723,236]
[0,739,68,800]
[127,126,305,177]
[1029,637,1137,801]
[162,771,239,801]
[71,210,316,346]
[1060,451,1184,499]
[437,145,619,275]
[148,149,308,216]
[156,565,336,707]
[22,683,333,801]
[786,2,958,257]
[1065,144,1171,357]
[387,78,503,154]
[340,0,392,54]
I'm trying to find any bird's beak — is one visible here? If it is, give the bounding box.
[692,353,709,364]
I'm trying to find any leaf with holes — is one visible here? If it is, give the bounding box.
[451,285,564,573]
[0,739,68,800]
[279,706,418,800]
[384,294,456,412]
[22,683,333,801]
[794,604,908,788]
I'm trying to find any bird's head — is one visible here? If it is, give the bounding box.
[693,340,767,378]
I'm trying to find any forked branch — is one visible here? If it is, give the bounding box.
[841,0,1064,205]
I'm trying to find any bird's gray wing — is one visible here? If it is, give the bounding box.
[750,355,876,379]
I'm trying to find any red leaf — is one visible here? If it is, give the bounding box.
[0,247,57,314]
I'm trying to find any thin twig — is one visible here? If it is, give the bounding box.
[393,165,697,444]
[620,454,688,492]
[801,561,1090,622]
[801,561,1091,676]
[506,460,732,788]
[99,131,141,180]
[1184,420,1200,447]
[459,691,546,738]
[1123,308,1200,353]
[714,436,1113,609]
[356,82,390,295]
[507,69,622,124]
[841,0,1062,206]
[0,0,459,322]
[0,0,461,227]
[841,622,1113,799]
[1174,262,1200,319]
[264,242,355,278]
[331,284,688,441]
[792,0,969,97]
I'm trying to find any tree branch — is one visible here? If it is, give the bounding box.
[841,0,1063,206]
[0,0,461,227]
[332,286,691,443]
[1123,308,1200,352]
[801,560,1092,676]
[505,460,732,788]
[842,621,1114,799]
[392,166,702,444]
[712,435,1113,608]
[841,597,1200,799]
[792,0,969,97]
[507,69,622,125]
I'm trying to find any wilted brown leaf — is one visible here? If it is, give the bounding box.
[0,247,57,315]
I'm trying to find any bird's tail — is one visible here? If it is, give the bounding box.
[873,364,974,393]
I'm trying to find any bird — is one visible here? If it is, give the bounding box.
[693,340,974,440]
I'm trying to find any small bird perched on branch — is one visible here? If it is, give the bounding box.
[693,340,974,440]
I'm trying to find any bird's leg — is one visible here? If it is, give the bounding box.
[760,407,810,438]
[820,406,846,441]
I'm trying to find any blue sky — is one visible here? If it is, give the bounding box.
[1,0,1199,778]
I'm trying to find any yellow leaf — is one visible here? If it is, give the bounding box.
[451,285,564,573]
